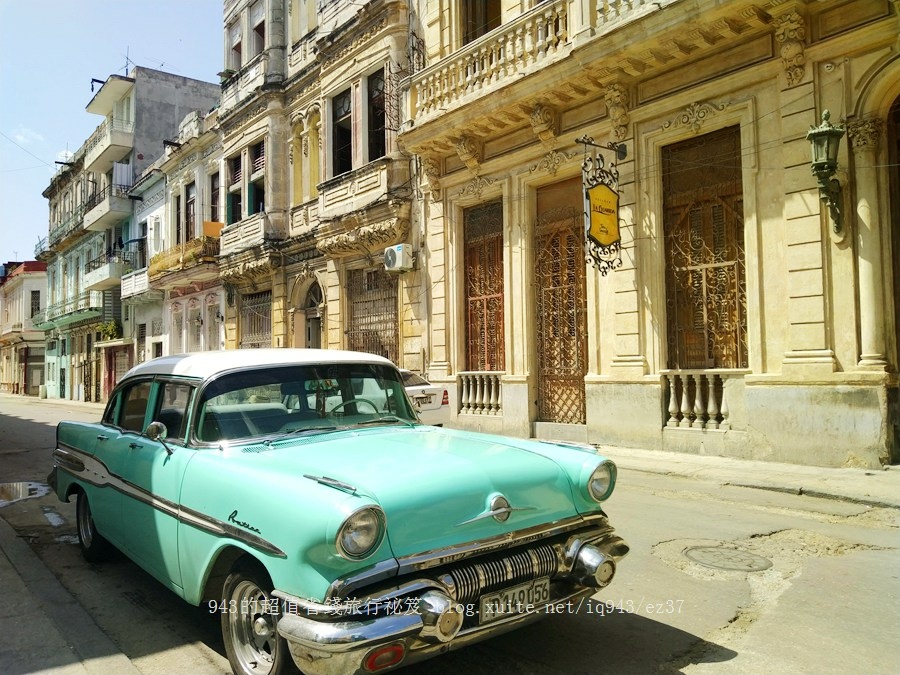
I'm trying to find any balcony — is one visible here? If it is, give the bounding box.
[84,250,135,291]
[148,235,220,290]
[31,308,53,331]
[289,200,319,239]
[38,291,105,328]
[47,205,85,248]
[84,117,134,174]
[121,268,162,303]
[318,158,404,221]
[410,0,572,124]
[400,0,768,156]
[220,213,284,256]
[83,184,132,231]
[0,322,24,339]
[34,237,50,260]
[219,57,266,117]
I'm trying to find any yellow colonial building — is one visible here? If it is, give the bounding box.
[395,0,900,467]
[212,0,898,467]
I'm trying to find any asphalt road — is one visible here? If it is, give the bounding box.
[1,395,898,675]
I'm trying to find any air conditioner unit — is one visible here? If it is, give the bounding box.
[384,243,414,273]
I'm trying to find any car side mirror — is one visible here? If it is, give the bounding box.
[145,421,167,440]
[144,422,173,455]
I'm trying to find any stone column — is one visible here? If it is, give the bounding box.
[848,118,887,368]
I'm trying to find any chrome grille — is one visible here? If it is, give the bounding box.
[449,543,559,604]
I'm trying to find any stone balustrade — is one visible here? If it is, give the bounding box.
[458,371,504,416]
[662,370,744,431]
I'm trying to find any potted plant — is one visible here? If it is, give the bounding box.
[98,319,122,341]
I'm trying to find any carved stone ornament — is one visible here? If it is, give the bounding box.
[455,136,482,173]
[663,100,727,134]
[219,254,281,282]
[773,11,806,87]
[422,156,441,193]
[604,84,630,141]
[316,218,411,258]
[530,104,558,146]
[456,175,496,199]
[205,293,219,305]
[293,262,315,283]
[529,148,578,176]
[847,118,883,151]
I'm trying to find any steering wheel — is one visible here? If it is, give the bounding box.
[327,398,380,416]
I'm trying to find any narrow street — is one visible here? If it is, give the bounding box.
[1,394,898,675]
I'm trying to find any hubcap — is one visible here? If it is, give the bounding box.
[77,498,93,548]
[227,579,278,674]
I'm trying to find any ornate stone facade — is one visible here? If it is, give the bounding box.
[397,0,900,468]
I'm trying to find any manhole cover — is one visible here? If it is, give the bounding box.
[683,546,773,571]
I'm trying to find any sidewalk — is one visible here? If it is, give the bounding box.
[602,444,900,509]
[0,515,141,675]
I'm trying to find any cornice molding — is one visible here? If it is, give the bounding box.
[316,216,410,259]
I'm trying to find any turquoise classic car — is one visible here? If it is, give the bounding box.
[49,349,628,675]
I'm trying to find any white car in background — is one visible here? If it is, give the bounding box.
[401,369,450,426]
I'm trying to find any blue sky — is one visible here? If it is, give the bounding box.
[0,0,223,265]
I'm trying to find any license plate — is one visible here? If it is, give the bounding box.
[414,394,433,406]
[479,577,550,624]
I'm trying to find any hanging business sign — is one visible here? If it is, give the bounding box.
[578,136,623,276]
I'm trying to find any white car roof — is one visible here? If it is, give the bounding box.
[122,349,396,381]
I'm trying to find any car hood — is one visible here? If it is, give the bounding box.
[239,426,583,558]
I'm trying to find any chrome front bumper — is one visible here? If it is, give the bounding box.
[276,532,628,675]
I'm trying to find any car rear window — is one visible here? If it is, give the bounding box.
[401,371,430,387]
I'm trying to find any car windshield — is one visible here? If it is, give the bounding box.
[194,363,418,443]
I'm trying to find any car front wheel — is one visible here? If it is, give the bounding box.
[75,491,111,563]
[222,561,291,675]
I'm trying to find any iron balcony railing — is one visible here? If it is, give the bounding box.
[85,249,137,273]
[84,183,132,212]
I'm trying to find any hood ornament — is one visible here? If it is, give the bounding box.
[457,494,535,526]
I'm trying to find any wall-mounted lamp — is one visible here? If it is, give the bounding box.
[806,110,845,234]
[216,309,224,322]
[195,316,204,328]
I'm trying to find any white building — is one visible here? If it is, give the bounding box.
[0,262,47,396]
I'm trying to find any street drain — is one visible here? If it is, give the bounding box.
[683,546,773,572]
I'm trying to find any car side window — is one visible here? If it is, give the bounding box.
[119,381,153,433]
[154,381,194,443]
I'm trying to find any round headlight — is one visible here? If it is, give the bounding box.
[336,507,385,559]
[587,461,616,502]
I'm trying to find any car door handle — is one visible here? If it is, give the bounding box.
[129,442,143,450]
[96,435,108,441]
